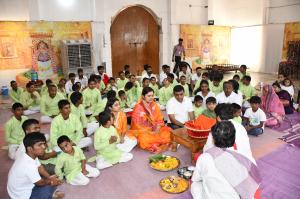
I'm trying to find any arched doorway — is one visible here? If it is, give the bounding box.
[110,6,159,76]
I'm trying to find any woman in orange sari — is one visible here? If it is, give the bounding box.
[105,98,137,153]
[130,87,171,153]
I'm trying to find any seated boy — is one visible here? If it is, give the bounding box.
[75,68,88,89]
[40,84,65,124]
[232,103,242,123]
[70,92,99,136]
[117,71,129,90]
[149,76,159,97]
[9,80,23,103]
[158,78,173,107]
[65,73,76,95]
[82,78,102,114]
[118,90,129,110]
[105,77,118,92]
[50,100,92,151]
[202,97,217,119]
[240,75,257,108]
[179,75,190,97]
[193,95,204,118]
[5,103,28,160]
[124,82,136,108]
[7,132,63,199]
[40,79,53,97]
[167,73,178,89]
[55,135,100,186]
[209,72,224,95]
[94,111,133,170]
[232,74,240,83]
[20,81,41,115]
[57,78,67,98]
[137,78,150,99]
[243,96,266,136]
[237,64,249,79]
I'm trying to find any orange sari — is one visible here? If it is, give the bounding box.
[113,111,135,139]
[130,100,171,152]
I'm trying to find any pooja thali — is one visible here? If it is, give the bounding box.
[149,154,180,171]
[159,176,189,194]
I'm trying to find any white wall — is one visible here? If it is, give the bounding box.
[268,0,300,23]
[0,0,30,20]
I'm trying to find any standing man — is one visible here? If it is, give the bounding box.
[172,38,186,75]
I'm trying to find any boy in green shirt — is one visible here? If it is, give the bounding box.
[56,135,100,185]
[158,78,173,106]
[149,77,159,97]
[202,97,217,118]
[50,99,92,151]
[9,80,23,103]
[118,90,130,110]
[20,81,41,115]
[124,82,137,107]
[179,75,190,97]
[117,71,129,90]
[40,79,53,97]
[194,95,205,118]
[40,84,65,124]
[167,73,179,89]
[137,78,150,100]
[82,78,102,115]
[5,103,28,160]
[94,111,133,170]
[237,64,249,79]
[240,75,257,108]
[70,92,99,136]
[209,72,224,95]
[232,103,242,124]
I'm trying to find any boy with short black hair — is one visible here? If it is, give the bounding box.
[50,99,92,151]
[179,75,190,97]
[117,71,129,90]
[243,96,266,136]
[202,97,217,118]
[105,77,118,92]
[65,73,76,94]
[240,75,257,108]
[118,90,129,110]
[55,135,100,185]
[158,78,173,106]
[149,76,159,97]
[20,81,41,115]
[75,68,88,89]
[9,80,24,103]
[82,78,102,114]
[5,103,28,160]
[232,103,242,124]
[94,111,133,170]
[193,95,204,118]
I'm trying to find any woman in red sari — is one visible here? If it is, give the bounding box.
[130,87,171,153]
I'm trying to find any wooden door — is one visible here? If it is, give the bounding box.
[111,6,159,76]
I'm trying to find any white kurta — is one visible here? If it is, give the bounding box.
[191,153,240,199]
[216,91,243,106]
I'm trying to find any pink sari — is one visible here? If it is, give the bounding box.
[261,85,285,127]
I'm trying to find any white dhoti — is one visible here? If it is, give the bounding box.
[117,136,137,153]
[24,106,40,115]
[8,144,19,160]
[96,152,133,170]
[69,164,100,186]
[40,115,53,124]
[86,121,99,136]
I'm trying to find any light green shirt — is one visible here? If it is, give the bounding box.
[55,146,85,183]
[240,84,257,101]
[233,116,242,124]
[194,105,205,118]
[94,126,122,164]
[170,81,179,89]
[93,98,108,116]
[209,80,223,95]
[181,84,190,97]
[158,86,173,106]
[237,72,249,79]
[40,85,48,96]
[117,79,129,90]
[58,88,67,99]
[71,104,88,128]
[50,113,83,148]
[39,147,57,165]
[149,83,159,97]
[5,116,28,145]
[126,88,136,106]
[82,88,102,112]
[40,93,65,117]
[20,91,40,108]
[9,87,24,103]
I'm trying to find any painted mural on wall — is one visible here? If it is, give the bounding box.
[0,21,92,85]
[180,25,231,69]
[282,22,300,60]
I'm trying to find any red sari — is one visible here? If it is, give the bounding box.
[130,100,171,152]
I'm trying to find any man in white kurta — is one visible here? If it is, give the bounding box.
[216,81,243,106]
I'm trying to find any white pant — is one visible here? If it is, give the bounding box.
[53,137,92,152]
[40,115,53,124]
[69,164,100,186]
[8,144,19,160]
[117,136,137,153]
[24,106,40,115]
[96,152,133,170]
[86,121,99,136]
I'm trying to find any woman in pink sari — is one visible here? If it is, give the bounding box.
[261,84,285,127]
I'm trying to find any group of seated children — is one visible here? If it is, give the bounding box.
[5,63,298,199]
